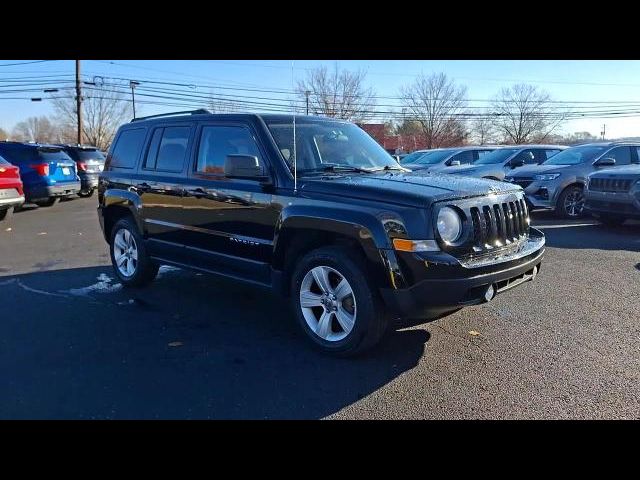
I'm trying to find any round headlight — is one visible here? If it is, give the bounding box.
[437,207,462,244]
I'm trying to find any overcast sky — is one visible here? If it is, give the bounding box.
[2,60,640,139]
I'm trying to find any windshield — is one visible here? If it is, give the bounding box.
[266,120,400,174]
[400,151,428,164]
[37,149,74,163]
[472,148,519,165]
[410,149,458,165]
[542,145,608,165]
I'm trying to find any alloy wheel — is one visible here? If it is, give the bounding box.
[113,228,138,277]
[299,265,357,342]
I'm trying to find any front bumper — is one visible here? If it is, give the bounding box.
[380,229,545,318]
[584,190,640,219]
[522,180,562,210]
[26,181,81,201]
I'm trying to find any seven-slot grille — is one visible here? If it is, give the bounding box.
[589,177,633,193]
[468,197,529,251]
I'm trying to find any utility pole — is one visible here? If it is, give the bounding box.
[75,60,83,145]
[305,90,311,115]
[601,124,606,140]
[130,81,140,119]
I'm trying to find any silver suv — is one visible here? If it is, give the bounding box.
[402,146,499,173]
[504,142,640,218]
[447,145,566,181]
[585,164,640,225]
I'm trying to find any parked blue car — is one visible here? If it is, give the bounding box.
[0,142,81,207]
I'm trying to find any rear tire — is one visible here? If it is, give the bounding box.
[109,217,159,288]
[35,197,58,207]
[291,245,388,357]
[0,207,12,223]
[78,189,94,198]
[555,185,585,219]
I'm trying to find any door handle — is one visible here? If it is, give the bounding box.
[188,188,207,198]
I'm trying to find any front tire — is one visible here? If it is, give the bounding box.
[109,217,159,287]
[291,246,388,357]
[556,185,585,219]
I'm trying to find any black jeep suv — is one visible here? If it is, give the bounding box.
[98,110,545,356]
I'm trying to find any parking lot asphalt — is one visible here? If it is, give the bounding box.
[1,197,639,419]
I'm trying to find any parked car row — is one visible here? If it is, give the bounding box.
[0,142,106,221]
[399,141,640,219]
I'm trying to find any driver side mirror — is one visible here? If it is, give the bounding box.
[449,159,461,166]
[224,154,268,180]
[595,157,616,167]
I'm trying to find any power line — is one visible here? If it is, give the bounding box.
[0,60,55,67]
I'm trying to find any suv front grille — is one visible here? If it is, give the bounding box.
[469,198,528,250]
[438,192,530,258]
[589,178,633,192]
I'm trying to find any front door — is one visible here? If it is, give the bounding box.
[179,122,279,284]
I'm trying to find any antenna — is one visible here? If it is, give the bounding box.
[292,60,298,193]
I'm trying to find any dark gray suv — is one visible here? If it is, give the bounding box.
[505,142,640,218]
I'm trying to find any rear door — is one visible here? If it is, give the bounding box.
[136,123,195,254]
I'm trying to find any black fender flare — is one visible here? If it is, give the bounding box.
[101,189,145,236]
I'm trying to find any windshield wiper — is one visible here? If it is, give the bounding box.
[368,165,407,172]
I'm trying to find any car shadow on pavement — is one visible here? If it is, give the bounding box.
[0,265,429,420]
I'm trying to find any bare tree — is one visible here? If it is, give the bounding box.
[296,64,376,121]
[491,84,565,144]
[469,112,498,145]
[51,85,132,149]
[0,127,9,141]
[399,73,468,148]
[12,116,57,143]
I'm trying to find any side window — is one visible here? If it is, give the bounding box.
[516,149,538,164]
[531,150,548,164]
[476,150,492,159]
[195,125,262,175]
[110,128,146,169]
[635,147,640,163]
[144,126,190,172]
[605,146,632,165]
[451,151,474,164]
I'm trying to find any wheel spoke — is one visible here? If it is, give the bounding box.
[316,311,333,339]
[125,258,135,276]
[335,307,355,334]
[116,255,127,267]
[334,278,352,301]
[114,235,127,250]
[130,247,138,261]
[312,267,332,294]
[300,291,322,308]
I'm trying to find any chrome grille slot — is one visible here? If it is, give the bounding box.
[441,192,530,258]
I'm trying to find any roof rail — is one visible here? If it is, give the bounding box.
[130,109,211,123]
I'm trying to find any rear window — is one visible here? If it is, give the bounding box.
[110,128,147,169]
[37,148,73,163]
[75,149,105,162]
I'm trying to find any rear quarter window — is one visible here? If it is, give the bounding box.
[109,128,147,169]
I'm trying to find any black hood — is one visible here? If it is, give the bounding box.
[301,170,521,208]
